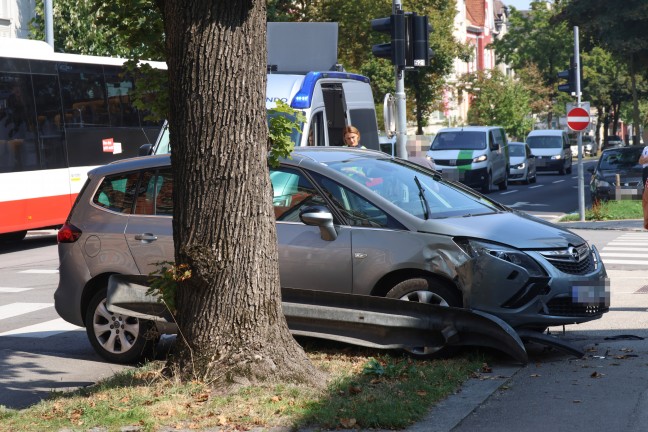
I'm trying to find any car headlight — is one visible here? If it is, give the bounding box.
[512,162,526,169]
[472,154,487,163]
[454,238,545,277]
[551,155,562,160]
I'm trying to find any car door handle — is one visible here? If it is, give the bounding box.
[134,233,158,242]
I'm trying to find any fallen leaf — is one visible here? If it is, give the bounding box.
[481,363,492,373]
[217,415,227,426]
[416,390,427,396]
[271,396,281,402]
[590,371,604,378]
[349,385,362,395]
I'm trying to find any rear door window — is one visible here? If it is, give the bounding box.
[93,172,139,213]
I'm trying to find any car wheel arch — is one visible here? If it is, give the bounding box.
[370,269,462,304]
[80,272,119,326]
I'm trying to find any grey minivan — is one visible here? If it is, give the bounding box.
[55,148,609,363]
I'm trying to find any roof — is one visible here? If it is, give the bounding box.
[466,0,486,27]
[527,129,565,136]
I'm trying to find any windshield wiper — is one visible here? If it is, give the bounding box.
[414,175,432,220]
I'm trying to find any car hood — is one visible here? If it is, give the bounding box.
[419,211,583,249]
[599,168,643,183]
[509,156,526,164]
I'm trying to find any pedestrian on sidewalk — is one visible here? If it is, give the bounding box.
[639,145,648,230]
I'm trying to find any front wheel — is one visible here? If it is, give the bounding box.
[85,288,159,364]
[386,277,462,358]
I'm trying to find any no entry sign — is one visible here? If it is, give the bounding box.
[567,107,590,131]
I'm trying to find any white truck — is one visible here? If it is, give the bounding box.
[142,22,380,155]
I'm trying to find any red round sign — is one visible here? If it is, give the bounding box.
[567,107,590,131]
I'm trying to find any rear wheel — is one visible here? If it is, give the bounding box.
[386,277,462,358]
[85,287,159,364]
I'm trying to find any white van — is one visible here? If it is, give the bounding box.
[526,129,572,175]
[143,22,380,155]
[426,126,509,193]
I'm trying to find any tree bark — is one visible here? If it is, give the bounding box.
[162,0,326,387]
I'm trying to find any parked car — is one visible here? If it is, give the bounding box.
[526,129,572,175]
[54,148,609,363]
[427,126,509,194]
[602,135,624,150]
[588,146,645,202]
[508,142,537,184]
[570,135,598,157]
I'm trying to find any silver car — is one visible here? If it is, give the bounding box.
[54,148,609,363]
[508,142,537,184]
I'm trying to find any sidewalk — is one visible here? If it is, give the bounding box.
[557,218,644,231]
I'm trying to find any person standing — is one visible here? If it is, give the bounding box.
[639,145,648,230]
[343,125,365,148]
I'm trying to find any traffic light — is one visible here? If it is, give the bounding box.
[409,14,433,67]
[371,12,406,67]
[557,56,577,94]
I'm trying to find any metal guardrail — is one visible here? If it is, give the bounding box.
[107,275,532,363]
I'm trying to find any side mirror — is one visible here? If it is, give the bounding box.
[491,143,500,151]
[138,143,153,156]
[299,206,337,241]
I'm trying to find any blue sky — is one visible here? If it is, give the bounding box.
[504,0,532,10]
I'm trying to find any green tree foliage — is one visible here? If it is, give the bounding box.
[559,0,648,143]
[490,0,572,124]
[457,70,533,140]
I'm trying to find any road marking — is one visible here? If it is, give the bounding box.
[601,233,648,267]
[604,247,648,252]
[499,190,518,195]
[0,303,52,320]
[601,252,648,259]
[552,180,565,184]
[600,259,648,266]
[529,185,543,189]
[0,287,31,293]
[0,318,81,338]
[19,269,59,274]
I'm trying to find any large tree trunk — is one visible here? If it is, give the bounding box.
[162,0,325,387]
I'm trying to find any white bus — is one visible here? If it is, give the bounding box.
[0,39,166,241]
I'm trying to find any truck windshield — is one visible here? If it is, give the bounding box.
[526,136,562,149]
[153,112,303,155]
[430,132,486,150]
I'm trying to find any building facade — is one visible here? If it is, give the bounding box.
[0,0,35,39]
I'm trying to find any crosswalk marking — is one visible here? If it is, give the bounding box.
[0,303,52,320]
[0,287,31,293]
[19,269,59,274]
[0,318,81,338]
[601,233,648,267]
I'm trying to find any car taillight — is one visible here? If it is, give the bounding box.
[58,222,82,243]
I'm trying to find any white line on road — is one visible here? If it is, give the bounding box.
[601,252,648,258]
[604,247,648,252]
[499,190,518,195]
[0,287,31,293]
[552,180,565,184]
[0,318,81,338]
[529,185,543,189]
[19,269,59,274]
[600,259,648,265]
[608,242,648,247]
[0,303,52,320]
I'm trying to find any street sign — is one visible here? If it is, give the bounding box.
[567,107,590,131]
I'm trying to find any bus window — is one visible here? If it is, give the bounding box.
[58,63,109,128]
[32,74,66,170]
[0,74,39,173]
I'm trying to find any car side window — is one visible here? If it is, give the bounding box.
[93,172,139,213]
[132,168,173,216]
[270,167,328,222]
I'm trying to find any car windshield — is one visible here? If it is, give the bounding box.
[430,131,486,150]
[599,149,642,170]
[322,158,500,220]
[526,136,562,149]
[509,144,526,157]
